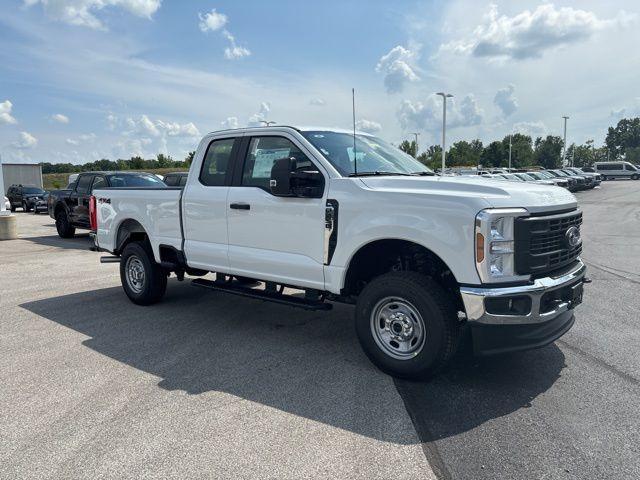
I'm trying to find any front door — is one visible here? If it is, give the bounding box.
[226,135,327,290]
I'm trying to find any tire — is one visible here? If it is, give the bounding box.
[22,201,32,213]
[55,210,75,238]
[120,241,167,305]
[632,174,639,180]
[10,203,15,212]
[354,271,460,380]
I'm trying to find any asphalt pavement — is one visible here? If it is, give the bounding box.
[1,181,639,479]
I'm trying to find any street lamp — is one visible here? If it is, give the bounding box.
[409,132,420,158]
[436,92,453,175]
[562,116,569,167]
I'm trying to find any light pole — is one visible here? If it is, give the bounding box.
[436,92,453,175]
[561,116,569,167]
[410,132,420,158]
[508,129,514,171]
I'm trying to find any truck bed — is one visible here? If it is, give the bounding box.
[94,187,183,261]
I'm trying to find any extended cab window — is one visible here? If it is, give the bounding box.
[200,138,235,186]
[75,175,93,194]
[91,176,107,191]
[242,136,312,190]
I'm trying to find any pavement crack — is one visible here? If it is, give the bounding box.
[558,340,640,387]
[582,260,640,285]
[393,379,452,480]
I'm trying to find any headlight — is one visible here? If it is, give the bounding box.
[475,208,530,283]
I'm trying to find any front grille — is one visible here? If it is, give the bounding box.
[515,209,582,277]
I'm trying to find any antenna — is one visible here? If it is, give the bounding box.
[352,88,358,175]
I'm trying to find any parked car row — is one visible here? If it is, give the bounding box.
[475,166,603,192]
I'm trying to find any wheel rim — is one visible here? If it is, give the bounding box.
[370,297,426,360]
[125,255,146,294]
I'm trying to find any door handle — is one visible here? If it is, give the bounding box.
[230,203,250,210]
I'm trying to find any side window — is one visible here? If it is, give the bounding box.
[76,175,93,194]
[164,175,177,186]
[200,138,235,186]
[242,136,314,190]
[91,176,106,192]
[179,176,188,187]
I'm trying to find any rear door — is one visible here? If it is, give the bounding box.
[70,174,93,225]
[226,134,327,289]
[182,136,239,272]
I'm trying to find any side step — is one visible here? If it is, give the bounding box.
[191,278,332,311]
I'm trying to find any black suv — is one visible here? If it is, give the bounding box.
[6,184,46,212]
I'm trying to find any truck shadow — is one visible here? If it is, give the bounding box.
[20,280,565,445]
[21,233,92,251]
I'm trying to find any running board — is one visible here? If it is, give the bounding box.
[191,278,332,311]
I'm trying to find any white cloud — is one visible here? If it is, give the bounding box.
[79,132,97,141]
[309,98,326,106]
[222,30,251,59]
[66,138,79,145]
[24,0,162,30]
[52,113,70,123]
[247,102,271,127]
[356,119,382,133]
[494,84,518,117]
[0,100,17,124]
[375,46,420,94]
[156,120,200,137]
[221,117,239,129]
[198,8,227,32]
[12,131,38,149]
[513,121,547,137]
[442,3,635,60]
[397,94,482,131]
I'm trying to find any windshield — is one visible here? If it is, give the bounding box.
[553,170,568,177]
[24,187,45,194]
[515,173,535,181]
[301,131,432,176]
[501,174,523,181]
[107,174,166,188]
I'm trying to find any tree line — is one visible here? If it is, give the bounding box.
[398,117,640,170]
[41,152,195,174]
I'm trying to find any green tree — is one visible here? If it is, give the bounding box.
[534,135,564,169]
[501,133,533,168]
[399,140,418,158]
[480,141,505,167]
[605,117,640,160]
[447,139,483,167]
[185,151,195,166]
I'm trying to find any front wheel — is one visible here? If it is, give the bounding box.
[120,241,167,305]
[632,174,639,180]
[22,201,32,212]
[355,271,460,380]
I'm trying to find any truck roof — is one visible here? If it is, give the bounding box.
[206,125,375,137]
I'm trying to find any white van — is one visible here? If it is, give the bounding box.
[594,161,639,180]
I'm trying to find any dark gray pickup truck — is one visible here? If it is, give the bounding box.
[48,171,165,238]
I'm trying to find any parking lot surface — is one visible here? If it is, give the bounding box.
[1,181,639,479]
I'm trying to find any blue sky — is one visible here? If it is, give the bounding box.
[1,0,639,164]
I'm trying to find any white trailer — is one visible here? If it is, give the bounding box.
[1,163,43,194]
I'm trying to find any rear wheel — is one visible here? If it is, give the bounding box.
[355,271,460,380]
[55,210,75,238]
[10,203,15,212]
[120,241,167,305]
[632,174,639,180]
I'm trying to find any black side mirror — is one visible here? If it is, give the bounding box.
[270,157,324,198]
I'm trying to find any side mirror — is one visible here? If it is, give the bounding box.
[270,157,324,198]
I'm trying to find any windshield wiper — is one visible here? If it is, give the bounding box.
[411,171,435,176]
[348,171,413,177]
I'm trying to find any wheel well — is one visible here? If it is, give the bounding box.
[342,239,461,306]
[115,219,148,254]
[54,203,66,216]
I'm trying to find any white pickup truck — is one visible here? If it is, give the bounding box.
[93,126,588,379]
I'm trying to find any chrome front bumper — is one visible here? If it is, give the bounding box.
[460,260,587,325]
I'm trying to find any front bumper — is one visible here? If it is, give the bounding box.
[460,260,587,355]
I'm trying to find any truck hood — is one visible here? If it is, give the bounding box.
[359,176,577,214]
